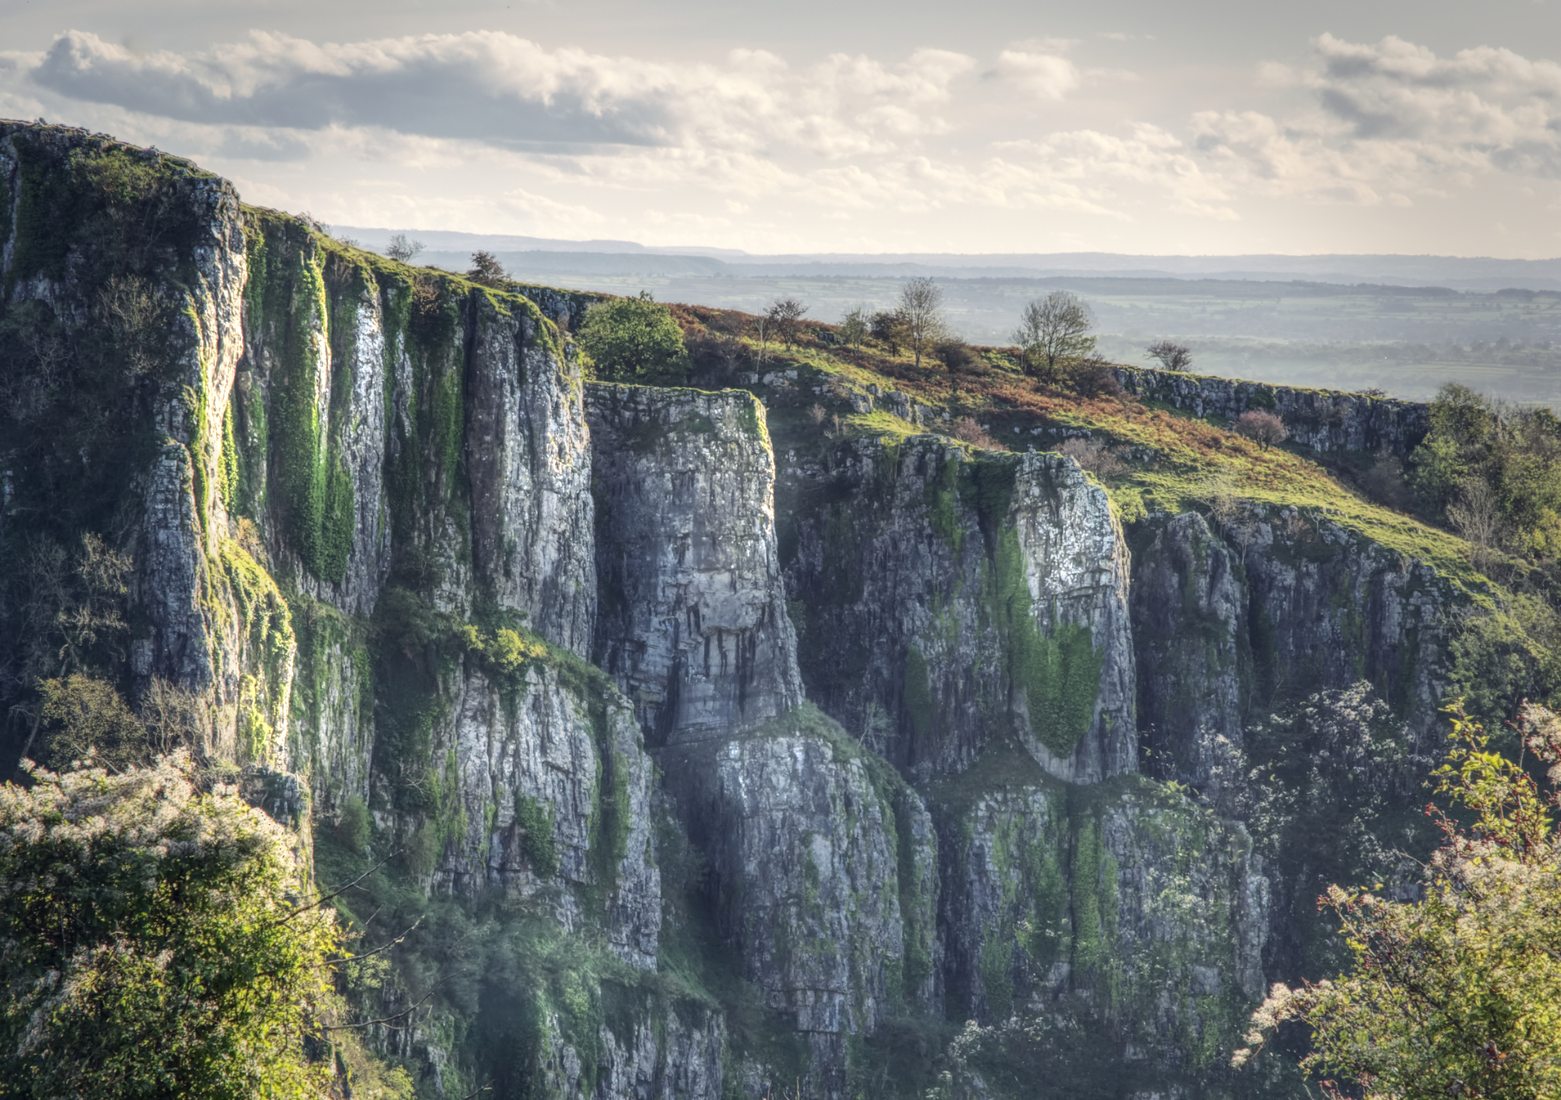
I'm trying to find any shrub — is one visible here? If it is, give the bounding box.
[466,250,506,286]
[1234,409,1288,449]
[1058,437,1127,479]
[1235,704,1561,1099]
[0,754,342,1097]
[838,306,869,347]
[514,794,559,877]
[578,294,689,380]
[1145,339,1192,372]
[949,416,1001,450]
[1064,356,1122,398]
[35,673,145,770]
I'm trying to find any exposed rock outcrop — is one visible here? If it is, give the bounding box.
[662,706,939,1098]
[588,383,803,745]
[0,123,1489,1100]
[1114,365,1429,457]
[1129,504,1459,788]
[936,768,1268,1084]
[778,433,1135,783]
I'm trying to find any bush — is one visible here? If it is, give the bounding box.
[35,673,145,769]
[838,306,869,347]
[0,754,342,1097]
[1058,437,1127,479]
[1234,409,1288,449]
[1236,705,1561,1099]
[577,294,689,380]
[514,794,559,877]
[949,416,1000,450]
[466,250,506,286]
[1063,356,1122,398]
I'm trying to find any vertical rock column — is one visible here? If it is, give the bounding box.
[587,382,803,745]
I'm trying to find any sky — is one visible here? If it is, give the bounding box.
[2,0,1560,256]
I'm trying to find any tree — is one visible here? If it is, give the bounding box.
[937,338,977,399]
[838,306,869,348]
[1235,704,1561,1100]
[386,234,424,264]
[898,277,946,369]
[0,753,345,1097]
[1234,409,1288,449]
[467,250,506,287]
[869,309,909,353]
[577,293,689,380]
[765,297,807,348]
[1014,291,1096,381]
[1145,339,1192,372]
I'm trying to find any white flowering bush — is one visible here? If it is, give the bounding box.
[1234,703,1561,1099]
[0,753,341,1098]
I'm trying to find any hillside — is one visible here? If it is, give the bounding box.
[0,122,1552,1099]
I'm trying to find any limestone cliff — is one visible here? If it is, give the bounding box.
[778,434,1135,785]
[0,123,1486,1100]
[1113,364,1429,457]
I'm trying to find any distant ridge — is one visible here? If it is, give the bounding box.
[332,225,1561,290]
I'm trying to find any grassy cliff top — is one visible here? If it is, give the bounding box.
[659,304,1498,604]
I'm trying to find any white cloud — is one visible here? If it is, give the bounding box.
[994,48,1080,101]
[22,30,975,161]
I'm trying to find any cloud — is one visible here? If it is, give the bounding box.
[1304,34,1561,173]
[22,30,975,159]
[994,47,1080,100]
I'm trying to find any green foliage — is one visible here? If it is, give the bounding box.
[34,673,146,770]
[336,794,373,855]
[578,294,689,380]
[0,755,341,1098]
[1237,704,1561,1099]
[514,794,560,877]
[1410,383,1561,571]
[260,237,357,583]
[463,623,550,681]
[1448,593,1561,727]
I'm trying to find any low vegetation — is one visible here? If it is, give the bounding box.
[0,754,347,1098]
[1236,704,1561,1100]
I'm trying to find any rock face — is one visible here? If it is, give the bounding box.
[1114,365,1429,457]
[663,706,940,1096]
[779,433,1135,783]
[1129,505,1458,789]
[936,769,1268,1077]
[588,383,803,745]
[0,124,1484,1100]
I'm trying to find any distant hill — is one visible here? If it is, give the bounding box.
[334,224,1561,291]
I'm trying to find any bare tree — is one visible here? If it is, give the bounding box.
[1146,339,1192,372]
[386,234,425,264]
[751,312,773,367]
[1448,478,1502,568]
[765,297,807,347]
[1234,409,1288,449]
[897,277,946,369]
[467,250,506,286]
[1014,291,1096,381]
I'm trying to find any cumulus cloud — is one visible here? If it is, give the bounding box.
[994,47,1080,100]
[1173,33,1561,211]
[23,30,974,158]
[1303,34,1561,176]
